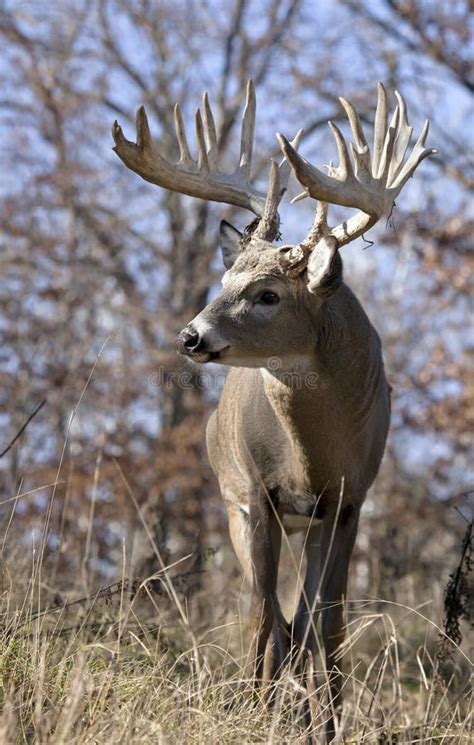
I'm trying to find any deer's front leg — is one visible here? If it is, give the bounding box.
[247,493,284,683]
[319,503,360,742]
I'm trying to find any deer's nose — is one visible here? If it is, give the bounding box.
[176,327,204,355]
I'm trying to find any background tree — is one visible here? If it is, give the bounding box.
[0,0,471,614]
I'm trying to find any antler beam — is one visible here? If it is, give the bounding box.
[112,80,267,216]
[112,80,302,242]
[277,83,437,247]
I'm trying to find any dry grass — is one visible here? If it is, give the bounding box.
[0,516,472,745]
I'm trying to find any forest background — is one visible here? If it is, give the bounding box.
[0,1,472,742]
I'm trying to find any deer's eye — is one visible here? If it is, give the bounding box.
[258,291,280,305]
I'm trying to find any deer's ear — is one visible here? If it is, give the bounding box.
[307,236,342,298]
[219,220,242,269]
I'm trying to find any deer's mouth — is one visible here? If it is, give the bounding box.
[182,345,230,364]
[206,346,230,362]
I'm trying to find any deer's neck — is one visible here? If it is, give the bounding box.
[260,301,382,490]
[261,356,337,485]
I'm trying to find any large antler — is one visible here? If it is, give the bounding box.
[278,83,437,248]
[112,80,301,239]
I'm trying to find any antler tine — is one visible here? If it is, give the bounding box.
[391,119,437,191]
[136,105,152,150]
[239,79,256,179]
[278,128,304,188]
[328,121,353,180]
[278,83,436,249]
[253,129,304,241]
[378,106,400,186]
[112,81,266,216]
[339,96,371,177]
[388,90,413,184]
[372,82,388,176]
[339,96,369,150]
[254,159,281,240]
[195,108,209,171]
[202,92,218,161]
[174,103,192,163]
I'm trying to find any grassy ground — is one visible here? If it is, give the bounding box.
[0,527,471,745]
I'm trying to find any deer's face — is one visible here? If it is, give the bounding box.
[177,237,319,369]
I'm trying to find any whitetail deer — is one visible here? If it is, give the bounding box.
[113,81,435,741]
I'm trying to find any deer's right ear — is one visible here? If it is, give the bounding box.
[219,220,242,269]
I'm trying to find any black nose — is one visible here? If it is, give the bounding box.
[176,327,204,354]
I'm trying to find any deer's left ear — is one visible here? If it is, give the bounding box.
[307,236,341,298]
[219,220,242,269]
